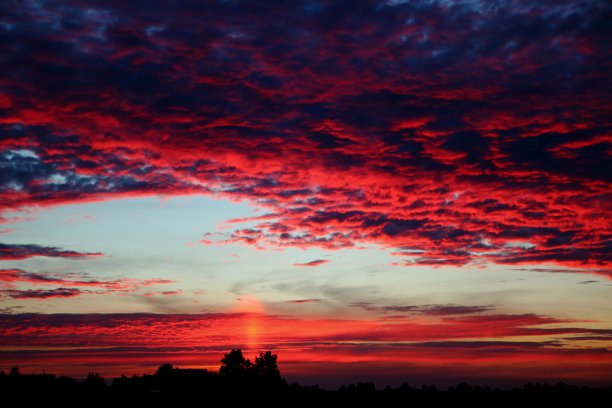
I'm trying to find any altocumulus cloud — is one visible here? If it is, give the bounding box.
[0,0,609,276]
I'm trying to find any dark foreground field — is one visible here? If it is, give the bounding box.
[3,350,610,406]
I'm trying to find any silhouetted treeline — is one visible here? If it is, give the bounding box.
[1,350,610,406]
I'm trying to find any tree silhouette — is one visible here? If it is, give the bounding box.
[155,363,174,378]
[0,351,610,403]
[82,372,105,388]
[219,349,252,377]
[254,351,281,381]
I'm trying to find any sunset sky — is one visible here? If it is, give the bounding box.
[1,0,610,387]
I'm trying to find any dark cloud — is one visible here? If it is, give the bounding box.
[410,340,559,349]
[351,302,494,315]
[0,243,103,260]
[2,287,82,299]
[0,0,609,275]
[408,304,494,315]
[0,268,174,290]
[508,266,612,280]
[142,290,182,297]
[0,305,25,314]
[293,259,330,267]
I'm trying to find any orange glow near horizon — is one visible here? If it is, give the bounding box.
[230,296,266,350]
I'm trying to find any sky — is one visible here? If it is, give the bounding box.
[0,0,611,388]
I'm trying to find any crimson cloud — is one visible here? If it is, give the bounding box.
[0,1,609,274]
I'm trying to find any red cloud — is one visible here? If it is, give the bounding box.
[0,311,603,350]
[0,0,609,278]
[0,268,175,298]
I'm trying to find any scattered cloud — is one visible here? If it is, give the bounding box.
[2,287,83,299]
[0,268,175,299]
[142,290,182,297]
[293,259,329,267]
[0,243,102,260]
[0,305,25,314]
[510,268,612,280]
[285,299,324,304]
[351,302,494,315]
[578,280,599,285]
